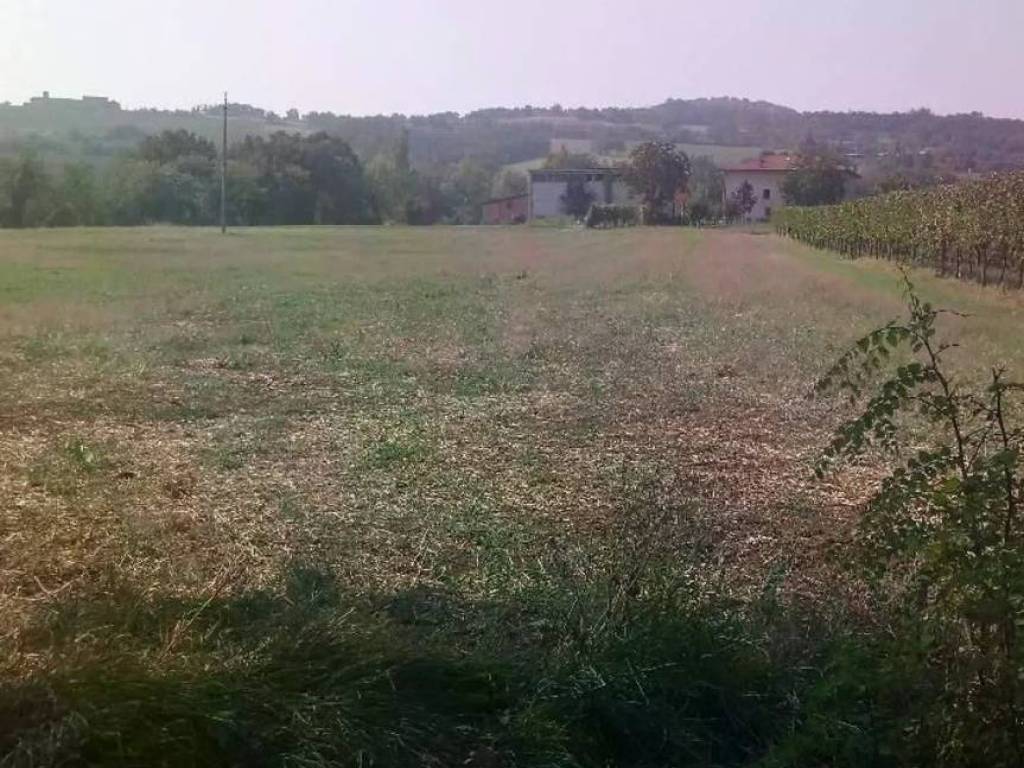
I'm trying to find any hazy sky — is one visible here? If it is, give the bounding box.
[3,0,1022,118]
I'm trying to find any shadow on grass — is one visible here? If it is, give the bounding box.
[2,562,799,768]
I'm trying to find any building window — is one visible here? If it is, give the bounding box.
[764,206,772,219]
[763,188,771,200]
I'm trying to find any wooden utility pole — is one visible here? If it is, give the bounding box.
[220,92,227,234]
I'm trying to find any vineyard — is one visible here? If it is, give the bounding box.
[775,171,1024,288]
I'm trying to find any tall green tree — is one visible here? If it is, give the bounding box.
[103,158,157,225]
[301,133,377,224]
[368,130,418,223]
[622,142,691,221]
[367,154,402,222]
[560,178,594,220]
[729,181,758,220]
[405,168,451,225]
[231,132,376,225]
[687,156,725,222]
[53,162,102,225]
[445,158,497,224]
[138,130,217,166]
[491,168,528,199]
[0,152,51,228]
[781,143,851,206]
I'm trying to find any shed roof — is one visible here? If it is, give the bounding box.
[481,194,529,205]
[528,167,622,177]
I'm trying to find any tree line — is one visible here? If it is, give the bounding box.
[469,98,1024,172]
[0,130,371,227]
[0,130,707,229]
[0,129,515,228]
[0,127,854,231]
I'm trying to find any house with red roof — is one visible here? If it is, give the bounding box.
[720,153,795,222]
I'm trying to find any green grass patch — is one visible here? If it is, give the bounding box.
[27,437,109,497]
[364,435,431,469]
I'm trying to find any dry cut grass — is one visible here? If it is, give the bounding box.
[3,224,1024,765]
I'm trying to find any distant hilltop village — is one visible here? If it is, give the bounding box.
[25,92,121,110]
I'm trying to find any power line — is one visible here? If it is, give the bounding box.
[220,91,227,234]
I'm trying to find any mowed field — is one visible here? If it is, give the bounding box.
[4,225,1024,764]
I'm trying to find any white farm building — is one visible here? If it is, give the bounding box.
[720,154,795,222]
[528,168,638,220]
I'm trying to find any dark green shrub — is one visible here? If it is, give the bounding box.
[585,204,639,228]
[808,275,1024,765]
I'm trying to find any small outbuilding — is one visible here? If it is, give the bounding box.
[528,168,638,220]
[481,194,529,225]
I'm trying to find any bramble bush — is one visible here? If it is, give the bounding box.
[808,275,1024,765]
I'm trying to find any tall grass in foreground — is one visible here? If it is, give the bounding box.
[2,495,802,768]
[5,473,1018,767]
